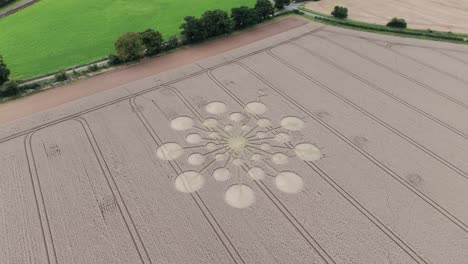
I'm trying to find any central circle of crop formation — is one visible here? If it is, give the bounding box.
[227,136,248,154]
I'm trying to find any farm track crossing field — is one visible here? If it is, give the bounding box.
[1,20,468,263]
[0,0,254,79]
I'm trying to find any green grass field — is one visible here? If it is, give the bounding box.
[0,0,255,80]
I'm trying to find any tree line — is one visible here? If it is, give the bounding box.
[113,0,276,63]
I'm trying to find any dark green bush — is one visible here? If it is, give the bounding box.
[292,9,304,15]
[180,16,207,43]
[21,82,40,91]
[276,10,293,16]
[107,54,121,66]
[140,29,163,55]
[386,17,407,28]
[0,80,20,97]
[274,0,291,9]
[114,32,144,61]
[231,6,259,29]
[254,0,274,21]
[71,68,80,77]
[201,9,233,38]
[331,6,348,19]
[54,69,67,82]
[181,9,233,43]
[165,35,180,50]
[87,64,99,72]
[0,0,15,8]
[0,55,10,87]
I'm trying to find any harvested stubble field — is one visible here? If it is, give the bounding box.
[1,19,468,263]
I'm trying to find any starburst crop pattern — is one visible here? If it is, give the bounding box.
[156,101,323,208]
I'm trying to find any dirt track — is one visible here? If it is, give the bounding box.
[1,19,468,264]
[306,0,468,33]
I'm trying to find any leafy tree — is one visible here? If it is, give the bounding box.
[0,55,10,87]
[201,9,233,38]
[331,6,348,19]
[274,0,291,9]
[180,16,207,43]
[386,17,407,28]
[140,29,164,55]
[114,32,144,61]
[254,0,274,21]
[231,6,259,29]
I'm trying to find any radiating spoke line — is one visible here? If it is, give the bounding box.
[193,125,211,132]
[247,142,267,146]
[198,159,217,174]
[214,124,233,138]
[201,137,222,141]
[246,145,273,155]
[261,158,280,174]
[244,146,258,156]
[245,135,257,140]
[186,173,203,186]
[247,142,291,151]
[270,144,293,150]
[240,165,251,184]
[212,125,232,139]
[183,145,206,149]
[249,137,275,141]
[242,125,259,138]
[265,126,283,135]
[203,146,226,156]
[245,146,279,173]
[243,113,253,126]
[215,150,229,159]
[223,153,233,168]
[237,165,242,185]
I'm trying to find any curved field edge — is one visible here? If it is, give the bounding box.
[0,0,255,80]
